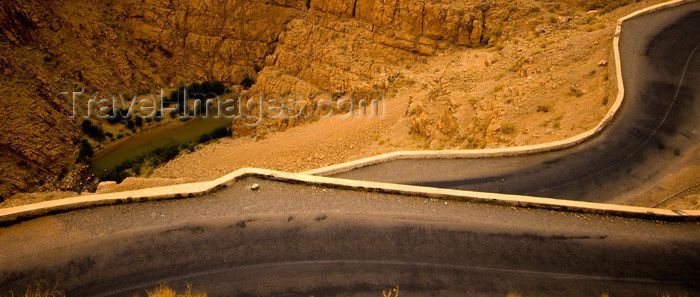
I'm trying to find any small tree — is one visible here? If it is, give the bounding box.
[81,119,105,141]
[78,140,94,163]
[240,76,255,90]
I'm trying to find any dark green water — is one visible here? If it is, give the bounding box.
[91,116,231,175]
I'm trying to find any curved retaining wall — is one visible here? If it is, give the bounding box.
[1,0,698,225]
[1,168,699,225]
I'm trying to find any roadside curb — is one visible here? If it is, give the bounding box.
[301,0,697,177]
[1,168,699,225]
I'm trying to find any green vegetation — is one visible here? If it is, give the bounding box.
[585,23,606,32]
[500,123,516,134]
[100,126,231,183]
[464,137,486,149]
[552,115,563,129]
[569,87,584,97]
[168,81,227,115]
[77,140,94,163]
[106,108,130,124]
[240,76,255,90]
[387,72,402,83]
[537,103,552,112]
[81,120,105,141]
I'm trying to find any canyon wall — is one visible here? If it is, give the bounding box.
[0,0,604,199]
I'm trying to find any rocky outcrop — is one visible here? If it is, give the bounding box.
[0,0,613,199]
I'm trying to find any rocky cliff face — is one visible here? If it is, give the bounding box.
[122,0,489,92]
[0,0,605,199]
[0,1,81,198]
[0,0,489,199]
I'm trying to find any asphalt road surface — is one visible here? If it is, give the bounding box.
[1,177,699,296]
[331,3,700,204]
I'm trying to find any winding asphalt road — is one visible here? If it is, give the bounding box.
[2,2,700,297]
[331,3,700,204]
[1,177,699,296]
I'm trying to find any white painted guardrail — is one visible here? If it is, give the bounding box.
[1,0,698,225]
[1,168,699,225]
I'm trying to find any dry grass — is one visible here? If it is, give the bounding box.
[4,282,65,297]
[133,283,206,297]
[569,87,585,97]
[500,123,516,134]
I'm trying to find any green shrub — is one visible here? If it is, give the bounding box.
[240,76,255,89]
[57,167,68,181]
[81,120,105,141]
[537,104,552,112]
[99,125,230,183]
[131,162,142,175]
[77,140,94,163]
[500,123,515,134]
[209,126,230,139]
[569,87,584,97]
[184,141,197,152]
[170,81,227,114]
[150,143,180,166]
[198,133,211,144]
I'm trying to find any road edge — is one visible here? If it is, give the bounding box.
[1,168,698,225]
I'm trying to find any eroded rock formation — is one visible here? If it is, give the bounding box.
[0,0,613,199]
